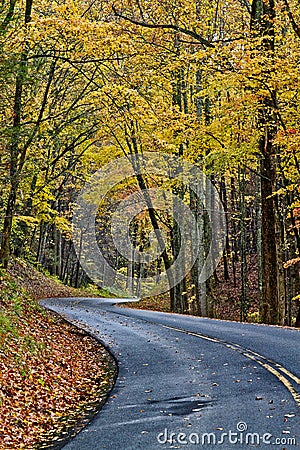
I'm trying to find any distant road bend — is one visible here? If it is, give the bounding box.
[41,297,300,450]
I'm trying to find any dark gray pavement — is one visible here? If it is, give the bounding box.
[41,298,300,450]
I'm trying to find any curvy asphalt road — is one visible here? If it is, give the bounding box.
[41,298,300,450]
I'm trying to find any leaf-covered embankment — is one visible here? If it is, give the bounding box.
[0,263,117,449]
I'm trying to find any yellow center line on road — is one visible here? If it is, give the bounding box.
[244,348,300,385]
[244,353,300,407]
[161,324,300,408]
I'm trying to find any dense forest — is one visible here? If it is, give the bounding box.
[0,0,300,326]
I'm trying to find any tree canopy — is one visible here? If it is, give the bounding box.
[1,0,300,325]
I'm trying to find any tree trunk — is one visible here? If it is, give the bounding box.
[239,167,248,321]
[260,128,279,323]
[0,0,33,268]
[296,303,300,328]
[251,0,280,324]
[257,157,263,320]
[220,176,230,281]
[0,189,17,267]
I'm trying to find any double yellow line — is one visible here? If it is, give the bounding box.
[162,324,300,408]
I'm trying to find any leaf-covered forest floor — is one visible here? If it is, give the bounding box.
[125,255,299,326]
[0,260,117,449]
[7,258,112,302]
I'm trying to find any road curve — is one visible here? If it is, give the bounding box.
[41,298,300,450]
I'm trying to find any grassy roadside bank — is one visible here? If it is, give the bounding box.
[0,260,117,449]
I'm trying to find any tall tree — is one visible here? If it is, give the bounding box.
[0,0,34,267]
[250,0,280,324]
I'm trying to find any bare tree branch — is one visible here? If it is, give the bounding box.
[112,6,214,48]
[0,0,17,31]
[238,0,251,15]
[283,0,300,39]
